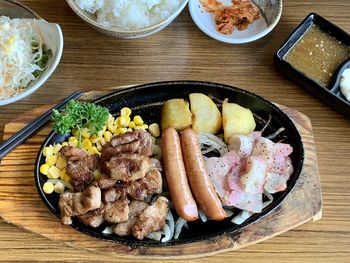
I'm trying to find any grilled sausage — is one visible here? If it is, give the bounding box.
[180,128,226,221]
[162,127,198,221]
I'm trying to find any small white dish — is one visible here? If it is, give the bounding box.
[189,0,283,44]
[0,19,63,106]
[66,0,188,39]
[0,0,63,106]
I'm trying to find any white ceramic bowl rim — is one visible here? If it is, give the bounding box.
[0,21,64,106]
[188,0,283,44]
[66,0,189,34]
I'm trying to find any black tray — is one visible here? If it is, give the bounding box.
[274,13,350,118]
[34,80,304,248]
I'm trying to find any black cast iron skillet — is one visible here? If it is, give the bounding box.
[34,81,304,248]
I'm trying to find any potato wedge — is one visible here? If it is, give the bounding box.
[222,100,256,142]
[161,99,192,131]
[189,93,222,134]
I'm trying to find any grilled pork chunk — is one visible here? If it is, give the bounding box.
[77,207,104,228]
[113,200,148,236]
[58,183,101,225]
[103,197,129,224]
[60,146,99,192]
[132,196,169,240]
[100,130,153,173]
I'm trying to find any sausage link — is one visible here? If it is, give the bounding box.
[180,128,226,221]
[162,127,198,221]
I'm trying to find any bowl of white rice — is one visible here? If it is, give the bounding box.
[67,0,188,38]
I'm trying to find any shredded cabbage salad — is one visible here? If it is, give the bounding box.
[0,16,51,100]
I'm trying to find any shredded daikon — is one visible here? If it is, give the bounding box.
[198,133,228,156]
[0,16,49,100]
[174,217,188,240]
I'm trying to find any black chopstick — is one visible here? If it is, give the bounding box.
[0,91,83,160]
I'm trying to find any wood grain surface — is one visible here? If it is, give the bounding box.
[0,89,322,259]
[0,0,349,262]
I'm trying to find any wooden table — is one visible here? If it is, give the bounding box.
[0,0,349,262]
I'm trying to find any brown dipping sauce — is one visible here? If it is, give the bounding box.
[284,25,350,88]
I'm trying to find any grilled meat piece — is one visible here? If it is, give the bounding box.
[58,183,101,225]
[105,154,161,182]
[113,200,148,236]
[103,197,129,224]
[127,169,163,200]
[102,182,126,203]
[100,130,153,173]
[60,146,99,192]
[77,207,104,228]
[97,174,118,189]
[132,196,169,240]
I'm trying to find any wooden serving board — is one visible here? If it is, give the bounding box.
[0,87,322,259]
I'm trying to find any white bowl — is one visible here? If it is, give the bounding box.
[66,0,189,38]
[189,0,283,44]
[0,1,63,106]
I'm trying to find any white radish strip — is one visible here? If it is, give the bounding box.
[161,224,172,242]
[198,210,208,222]
[231,210,253,225]
[174,218,187,240]
[147,231,163,241]
[166,211,175,237]
[266,127,285,140]
[102,226,113,235]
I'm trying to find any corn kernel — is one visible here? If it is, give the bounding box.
[116,127,127,135]
[60,168,66,179]
[128,121,136,129]
[81,138,92,150]
[121,107,132,117]
[90,136,100,144]
[96,141,102,151]
[68,138,78,147]
[46,155,57,166]
[48,166,61,179]
[100,138,106,146]
[148,123,160,137]
[54,182,65,194]
[142,124,149,130]
[56,157,67,169]
[81,127,91,139]
[93,170,101,180]
[107,122,116,133]
[114,117,120,126]
[72,127,79,137]
[43,146,54,157]
[43,182,54,194]
[134,125,143,130]
[62,142,69,146]
[104,131,113,142]
[119,116,131,127]
[40,164,50,175]
[68,136,76,142]
[88,146,99,155]
[107,114,114,124]
[53,144,62,154]
[127,128,133,132]
[133,115,143,125]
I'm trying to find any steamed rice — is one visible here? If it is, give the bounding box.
[75,0,181,30]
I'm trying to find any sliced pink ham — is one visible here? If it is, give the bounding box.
[264,157,294,193]
[240,156,267,194]
[252,137,275,166]
[228,132,262,158]
[205,151,240,202]
[225,166,263,213]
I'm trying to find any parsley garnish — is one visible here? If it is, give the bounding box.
[52,100,109,147]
